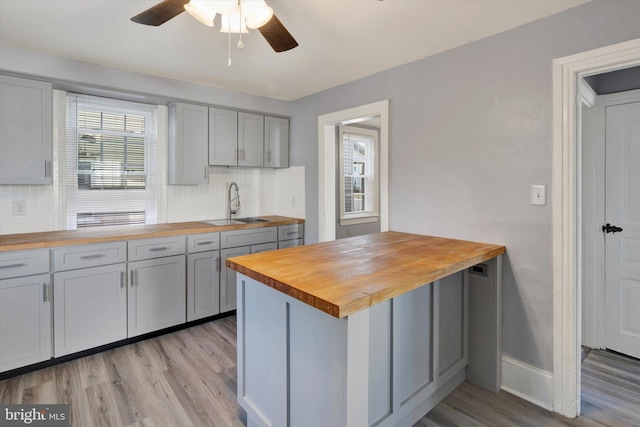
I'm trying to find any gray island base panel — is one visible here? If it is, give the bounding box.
[236,255,502,427]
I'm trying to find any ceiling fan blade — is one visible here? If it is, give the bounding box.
[131,0,189,26]
[258,14,298,53]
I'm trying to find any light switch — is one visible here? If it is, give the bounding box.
[530,184,546,206]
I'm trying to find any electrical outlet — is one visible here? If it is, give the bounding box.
[530,185,546,206]
[12,200,26,216]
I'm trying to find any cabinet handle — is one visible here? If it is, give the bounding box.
[80,254,105,260]
[286,231,297,235]
[196,241,213,246]
[217,257,221,272]
[45,160,51,178]
[130,270,135,287]
[43,283,49,302]
[149,246,169,252]
[120,271,125,288]
[0,263,26,269]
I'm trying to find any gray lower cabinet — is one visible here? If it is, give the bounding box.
[52,242,128,357]
[187,232,220,321]
[278,224,304,249]
[128,255,186,338]
[0,75,53,185]
[53,263,127,357]
[220,226,279,313]
[220,246,251,313]
[0,273,51,372]
[0,249,51,373]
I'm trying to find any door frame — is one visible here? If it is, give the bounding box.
[317,100,389,242]
[552,37,640,418]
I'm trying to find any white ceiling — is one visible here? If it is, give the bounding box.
[0,0,589,101]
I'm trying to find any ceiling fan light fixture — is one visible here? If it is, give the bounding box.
[220,12,248,33]
[243,3,273,29]
[184,1,216,27]
[209,0,240,15]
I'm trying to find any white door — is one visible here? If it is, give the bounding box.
[605,101,640,359]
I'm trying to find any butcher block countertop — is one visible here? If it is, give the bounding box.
[0,216,303,252]
[227,231,505,318]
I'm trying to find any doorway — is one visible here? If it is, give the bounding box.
[335,123,381,239]
[552,37,640,418]
[582,87,640,360]
[317,100,389,242]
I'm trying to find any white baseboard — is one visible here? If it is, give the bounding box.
[501,355,554,411]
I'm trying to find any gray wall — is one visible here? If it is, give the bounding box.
[290,0,640,372]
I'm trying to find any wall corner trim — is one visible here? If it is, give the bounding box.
[501,355,554,411]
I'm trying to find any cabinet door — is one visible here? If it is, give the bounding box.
[187,251,220,321]
[128,255,186,338]
[209,108,238,166]
[168,103,209,185]
[238,112,264,167]
[0,75,52,184]
[53,264,127,357]
[220,246,250,313]
[0,274,51,372]
[264,116,289,168]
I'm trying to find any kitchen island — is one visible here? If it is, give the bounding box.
[227,231,505,427]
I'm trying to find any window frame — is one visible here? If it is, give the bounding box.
[338,125,380,226]
[65,94,158,229]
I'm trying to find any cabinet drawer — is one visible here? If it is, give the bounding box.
[53,242,126,272]
[220,227,277,249]
[187,232,220,253]
[278,238,304,249]
[278,224,304,241]
[128,236,186,261]
[251,242,278,254]
[0,249,49,279]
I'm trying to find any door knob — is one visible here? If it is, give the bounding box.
[602,223,623,234]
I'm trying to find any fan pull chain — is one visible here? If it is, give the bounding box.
[228,25,232,67]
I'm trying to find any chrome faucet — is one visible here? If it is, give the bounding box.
[227,181,240,220]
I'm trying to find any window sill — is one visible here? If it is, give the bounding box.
[339,215,380,226]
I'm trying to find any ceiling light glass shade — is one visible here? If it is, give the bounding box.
[209,0,240,15]
[242,0,273,29]
[184,1,216,27]
[220,12,248,33]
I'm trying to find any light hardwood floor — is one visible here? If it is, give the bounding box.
[1,316,639,427]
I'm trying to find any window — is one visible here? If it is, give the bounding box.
[339,126,379,225]
[66,94,158,229]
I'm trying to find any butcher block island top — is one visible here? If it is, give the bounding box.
[227,231,505,318]
[0,215,303,252]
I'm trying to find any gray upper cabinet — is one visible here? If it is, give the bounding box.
[0,75,52,185]
[208,107,238,166]
[238,112,264,167]
[168,102,209,185]
[264,116,289,168]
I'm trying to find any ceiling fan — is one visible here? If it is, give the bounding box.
[131,0,298,53]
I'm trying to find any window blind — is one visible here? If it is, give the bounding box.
[65,94,158,229]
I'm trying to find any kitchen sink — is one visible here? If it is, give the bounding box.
[236,217,271,224]
[202,219,245,226]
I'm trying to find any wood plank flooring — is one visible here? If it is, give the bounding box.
[1,316,639,426]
